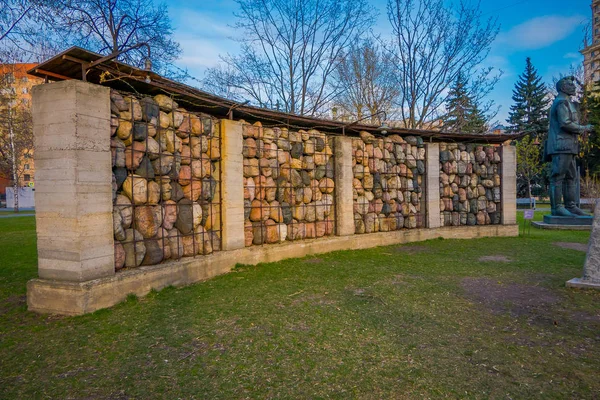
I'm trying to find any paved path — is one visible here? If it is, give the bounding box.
[0,214,35,218]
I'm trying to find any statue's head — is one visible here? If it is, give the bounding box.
[556,76,577,96]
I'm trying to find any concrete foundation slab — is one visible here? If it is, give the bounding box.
[566,278,600,290]
[543,215,593,226]
[532,221,592,231]
[28,224,518,315]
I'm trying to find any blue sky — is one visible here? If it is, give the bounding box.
[168,0,590,124]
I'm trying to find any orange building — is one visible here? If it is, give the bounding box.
[0,63,42,198]
[581,0,600,85]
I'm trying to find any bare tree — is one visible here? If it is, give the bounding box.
[387,0,499,129]
[51,0,181,74]
[204,0,374,116]
[331,38,399,124]
[0,0,59,62]
[0,64,34,211]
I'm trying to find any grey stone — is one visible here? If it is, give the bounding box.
[315,137,325,152]
[202,117,213,135]
[291,143,303,159]
[175,198,194,234]
[405,136,418,145]
[467,213,477,226]
[244,200,251,220]
[325,158,334,179]
[470,199,478,213]
[113,167,127,189]
[315,165,326,180]
[382,202,391,215]
[133,122,148,141]
[171,182,184,202]
[140,96,159,122]
[291,169,303,188]
[281,202,293,224]
[135,157,154,179]
[301,170,311,186]
[168,151,182,180]
[440,151,450,163]
[141,240,164,265]
[202,177,218,201]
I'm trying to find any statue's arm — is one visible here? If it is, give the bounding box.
[557,102,586,134]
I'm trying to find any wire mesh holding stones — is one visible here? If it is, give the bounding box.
[242,123,336,246]
[110,90,222,271]
[439,143,502,227]
[351,134,427,233]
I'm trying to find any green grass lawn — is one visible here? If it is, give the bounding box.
[1,214,599,398]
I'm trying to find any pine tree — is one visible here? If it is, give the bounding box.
[581,88,600,176]
[506,57,549,138]
[443,73,487,133]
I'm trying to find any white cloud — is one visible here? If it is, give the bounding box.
[174,10,236,40]
[170,7,241,79]
[497,15,585,50]
[564,52,582,60]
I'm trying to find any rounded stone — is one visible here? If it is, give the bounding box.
[114,242,126,271]
[122,175,147,205]
[123,229,146,268]
[141,240,164,266]
[134,206,159,239]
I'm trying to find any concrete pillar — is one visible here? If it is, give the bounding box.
[32,80,114,282]
[501,144,517,225]
[333,136,354,236]
[425,142,441,228]
[220,119,245,250]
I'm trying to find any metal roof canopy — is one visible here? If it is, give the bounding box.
[28,46,519,144]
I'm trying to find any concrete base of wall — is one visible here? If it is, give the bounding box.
[28,224,518,315]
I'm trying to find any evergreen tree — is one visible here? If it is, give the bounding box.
[506,57,549,138]
[581,88,600,177]
[442,73,488,133]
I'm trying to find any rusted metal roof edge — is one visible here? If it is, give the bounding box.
[28,46,523,144]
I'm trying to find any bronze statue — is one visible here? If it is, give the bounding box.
[546,76,593,217]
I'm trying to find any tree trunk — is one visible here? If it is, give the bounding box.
[8,107,19,212]
[527,178,532,209]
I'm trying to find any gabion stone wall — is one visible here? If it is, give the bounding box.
[439,143,502,226]
[110,91,221,271]
[242,123,335,246]
[352,132,426,233]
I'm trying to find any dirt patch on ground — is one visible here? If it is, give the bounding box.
[461,277,560,317]
[553,242,588,252]
[478,255,512,262]
[304,258,323,264]
[392,245,431,255]
[0,295,26,315]
[290,292,337,307]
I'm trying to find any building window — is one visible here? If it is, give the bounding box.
[21,87,28,94]
[2,73,15,84]
[24,153,32,159]
[24,164,30,170]
[24,174,30,182]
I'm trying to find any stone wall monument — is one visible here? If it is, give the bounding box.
[566,201,600,290]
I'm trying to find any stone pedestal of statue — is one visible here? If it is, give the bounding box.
[543,215,593,226]
[566,202,600,290]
